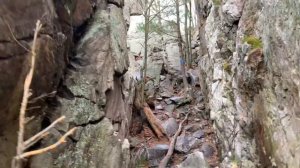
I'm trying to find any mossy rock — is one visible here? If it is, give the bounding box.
[243,35,263,49]
[213,0,222,6]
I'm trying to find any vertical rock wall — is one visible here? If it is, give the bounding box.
[0,0,140,167]
[194,0,300,167]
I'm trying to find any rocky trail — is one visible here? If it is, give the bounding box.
[129,81,220,167]
[127,30,220,166]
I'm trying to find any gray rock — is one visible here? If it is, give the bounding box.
[155,105,164,110]
[164,43,181,76]
[193,130,205,139]
[177,151,209,168]
[147,144,169,167]
[162,118,179,137]
[187,69,200,86]
[170,96,192,105]
[160,75,166,81]
[165,104,176,113]
[175,135,201,153]
[201,143,216,158]
[184,123,203,132]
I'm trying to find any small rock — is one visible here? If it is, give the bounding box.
[175,135,201,153]
[196,96,204,103]
[201,143,216,158]
[194,118,201,122]
[155,105,164,110]
[185,123,202,132]
[177,151,209,168]
[165,99,173,105]
[162,118,179,137]
[147,144,169,167]
[156,97,163,101]
[165,104,176,113]
[193,130,205,139]
[170,96,192,105]
[160,75,166,80]
[160,91,173,98]
[187,69,200,86]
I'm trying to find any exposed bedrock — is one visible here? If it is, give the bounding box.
[194,0,300,167]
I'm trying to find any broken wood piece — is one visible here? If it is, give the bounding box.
[158,112,190,168]
[143,103,166,139]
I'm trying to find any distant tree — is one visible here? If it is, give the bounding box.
[175,0,189,92]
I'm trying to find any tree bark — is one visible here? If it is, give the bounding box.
[188,0,192,67]
[184,0,190,68]
[175,0,189,91]
[141,0,151,102]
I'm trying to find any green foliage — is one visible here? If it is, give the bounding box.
[137,23,146,33]
[243,35,263,49]
[213,0,222,6]
[223,61,231,74]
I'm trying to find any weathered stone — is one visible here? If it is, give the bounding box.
[175,135,201,153]
[165,104,176,113]
[155,105,164,110]
[147,144,169,167]
[164,42,181,76]
[177,151,209,168]
[200,143,216,158]
[162,118,179,137]
[54,118,124,168]
[193,130,205,139]
[170,96,192,106]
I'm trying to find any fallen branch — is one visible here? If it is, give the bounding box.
[143,103,166,139]
[24,116,66,150]
[14,20,42,168]
[17,127,77,159]
[158,112,190,168]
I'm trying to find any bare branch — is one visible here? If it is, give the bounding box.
[159,112,190,168]
[17,127,77,159]
[4,20,30,52]
[24,116,66,150]
[17,20,42,158]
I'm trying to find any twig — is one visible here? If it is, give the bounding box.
[15,20,42,168]
[23,116,66,150]
[17,127,77,159]
[4,20,30,52]
[158,112,190,168]
[28,91,56,104]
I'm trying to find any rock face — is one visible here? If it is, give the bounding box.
[194,0,300,167]
[0,0,136,167]
[177,151,209,168]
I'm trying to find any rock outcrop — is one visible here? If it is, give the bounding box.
[194,0,300,167]
[0,0,141,167]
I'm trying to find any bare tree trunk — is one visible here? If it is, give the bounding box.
[157,0,162,27]
[188,0,192,66]
[184,0,190,68]
[141,0,151,102]
[175,0,189,91]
